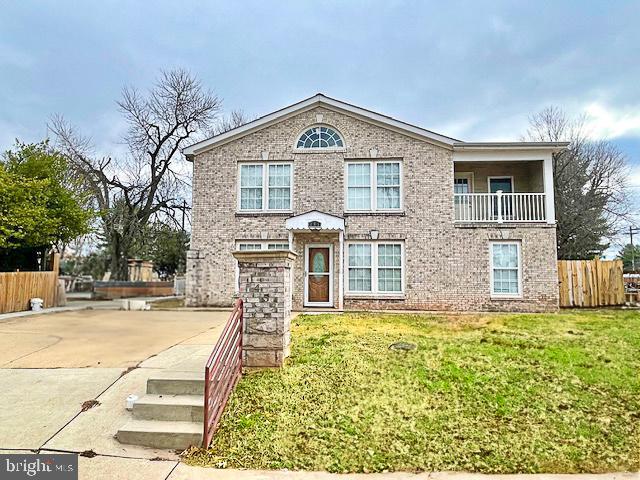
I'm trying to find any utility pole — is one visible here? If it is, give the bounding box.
[181,199,186,233]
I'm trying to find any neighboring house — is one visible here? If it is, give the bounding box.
[184,94,567,312]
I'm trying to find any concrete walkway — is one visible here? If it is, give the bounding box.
[0,307,230,469]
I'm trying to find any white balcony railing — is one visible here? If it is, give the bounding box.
[454,192,547,223]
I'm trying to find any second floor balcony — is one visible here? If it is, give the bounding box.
[453,156,555,225]
[455,191,547,222]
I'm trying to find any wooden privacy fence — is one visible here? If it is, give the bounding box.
[0,254,60,314]
[558,259,625,307]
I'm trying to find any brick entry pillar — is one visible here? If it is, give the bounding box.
[232,250,296,367]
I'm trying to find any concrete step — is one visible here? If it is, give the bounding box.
[133,394,204,422]
[146,371,204,395]
[116,420,202,450]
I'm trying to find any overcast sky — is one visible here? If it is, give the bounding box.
[1,1,639,243]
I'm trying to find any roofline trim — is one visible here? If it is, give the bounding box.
[453,141,570,152]
[182,94,460,159]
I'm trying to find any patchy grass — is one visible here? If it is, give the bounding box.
[186,310,640,473]
[149,297,185,309]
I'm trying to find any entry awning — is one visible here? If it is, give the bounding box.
[285,210,345,231]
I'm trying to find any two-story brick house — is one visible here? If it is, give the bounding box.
[184,94,567,312]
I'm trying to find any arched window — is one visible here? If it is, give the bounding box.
[296,126,344,149]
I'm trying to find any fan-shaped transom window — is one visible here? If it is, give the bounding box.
[296,126,344,149]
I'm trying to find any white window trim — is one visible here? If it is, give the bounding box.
[292,124,346,153]
[345,241,405,296]
[489,241,523,299]
[237,162,293,212]
[303,243,334,307]
[344,160,403,213]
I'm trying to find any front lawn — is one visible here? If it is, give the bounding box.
[186,310,640,473]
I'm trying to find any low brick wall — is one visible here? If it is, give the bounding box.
[92,281,174,300]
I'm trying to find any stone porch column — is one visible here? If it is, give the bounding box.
[232,250,297,367]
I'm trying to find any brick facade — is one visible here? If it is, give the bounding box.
[187,105,559,312]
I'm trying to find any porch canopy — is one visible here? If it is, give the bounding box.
[285,210,345,232]
[285,210,345,310]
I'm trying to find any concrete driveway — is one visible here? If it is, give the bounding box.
[0,307,230,456]
[0,309,225,368]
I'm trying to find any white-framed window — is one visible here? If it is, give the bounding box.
[345,161,402,212]
[238,243,262,251]
[238,163,292,211]
[490,241,522,297]
[346,241,404,294]
[296,125,344,149]
[236,241,290,251]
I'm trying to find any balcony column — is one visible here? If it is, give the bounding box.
[543,154,556,224]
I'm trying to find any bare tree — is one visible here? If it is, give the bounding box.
[212,109,252,135]
[524,107,629,259]
[51,69,221,279]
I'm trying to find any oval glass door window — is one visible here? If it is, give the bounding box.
[312,252,327,272]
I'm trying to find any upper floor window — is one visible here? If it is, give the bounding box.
[345,161,402,212]
[238,162,292,211]
[296,126,344,149]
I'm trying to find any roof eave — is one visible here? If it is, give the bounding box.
[453,141,570,153]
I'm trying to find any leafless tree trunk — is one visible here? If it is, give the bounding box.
[51,69,221,279]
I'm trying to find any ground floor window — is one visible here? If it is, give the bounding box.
[347,241,403,294]
[490,241,521,297]
[237,241,290,251]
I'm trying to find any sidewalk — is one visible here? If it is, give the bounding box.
[51,455,640,480]
[0,296,176,321]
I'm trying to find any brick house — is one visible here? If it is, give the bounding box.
[184,94,567,312]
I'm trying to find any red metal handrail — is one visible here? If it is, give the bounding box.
[203,298,243,447]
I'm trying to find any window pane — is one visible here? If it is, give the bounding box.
[239,244,261,251]
[348,187,371,210]
[240,188,262,210]
[240,165,263,210]
[377,186,400,209]
[454,178,470,194]
[240,165,263,187]
[348,244,371,267]
[267,243,288,250]
[347,163,370,186]
[492,243,518,268]
[347,163,371,210]
[378,268,401,292]
[268,188,291,209]
[378,244,401,266]
[268,164,291,187]
[376,163,400,186]
[349,268,371,292]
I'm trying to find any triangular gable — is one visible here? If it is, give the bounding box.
[183,94,459,158]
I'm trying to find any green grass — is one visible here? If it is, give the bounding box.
[186,310,640,473]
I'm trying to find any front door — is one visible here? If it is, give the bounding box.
[305,245,332,306]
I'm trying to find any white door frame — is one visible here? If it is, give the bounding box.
[304,243,333,307]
